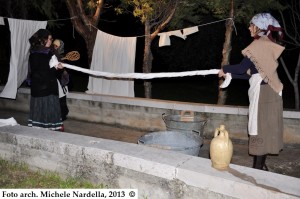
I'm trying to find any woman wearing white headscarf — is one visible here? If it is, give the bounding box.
[218,13,285,170]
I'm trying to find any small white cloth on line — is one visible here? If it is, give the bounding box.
[248,73,263,136]
[158,26,199,47]
[158,30,185,47]
[182,26,199,37]
[0,117,19,127]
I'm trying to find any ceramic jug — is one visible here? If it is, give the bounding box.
[210,125,233,170]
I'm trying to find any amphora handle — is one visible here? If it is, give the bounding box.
[214,125,229,140]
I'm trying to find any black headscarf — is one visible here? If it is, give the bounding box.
[29,29,51,50]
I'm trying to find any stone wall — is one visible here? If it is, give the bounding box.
[1,87,300,144]
[0,125,299,199]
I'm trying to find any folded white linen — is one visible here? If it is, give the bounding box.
[0,117,19,127]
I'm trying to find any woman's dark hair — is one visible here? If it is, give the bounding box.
[29,29,51,47]
[270,30,284,45]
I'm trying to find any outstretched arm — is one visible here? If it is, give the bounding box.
[223,57,254,80]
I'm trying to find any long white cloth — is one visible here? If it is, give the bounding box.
[219,73,232,88]
[64,63,220,79]
[49,55,68,98]
[87,30,137,97]
[248,73,263,135]
[0,18,47,99]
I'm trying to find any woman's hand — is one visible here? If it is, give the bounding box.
[218,69,226,78]
[56,63,63,69]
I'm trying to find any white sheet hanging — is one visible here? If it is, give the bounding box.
[87,30,137,97]
[0,18,47,99]
[0,17,4,25]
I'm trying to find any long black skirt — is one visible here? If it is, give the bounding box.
[28,95,63,131]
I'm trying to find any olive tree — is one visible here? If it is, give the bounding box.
[117,0,180,98]
[278,0,300,110]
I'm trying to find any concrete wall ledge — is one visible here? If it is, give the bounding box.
[1,87,300,144]
[63,91,300,119]
[0,125,299,199]
[11,87,300,119]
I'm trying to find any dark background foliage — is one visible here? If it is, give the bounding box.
[0,1,296,109]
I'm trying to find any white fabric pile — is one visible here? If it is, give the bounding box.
[0,117,19,127]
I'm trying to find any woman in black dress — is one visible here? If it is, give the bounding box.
[28,29,64,131]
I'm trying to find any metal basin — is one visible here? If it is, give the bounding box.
[138,131,203,156]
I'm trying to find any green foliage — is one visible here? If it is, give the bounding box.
[0,0,65,27]
[30,0,59,19]
[168,1,205,28]
[117,0,284,31]
[170,0,284,29]
[118,0,175,23]
[86,0,98,11]
[0,159,106,188]
[118,0,154,23]
[83,0,118,15]
[234,0,283,23]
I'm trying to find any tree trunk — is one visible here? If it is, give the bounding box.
[143,19,153,98]
[280,52,300,110]
[294,52,300,110]
[293,82,299,110]
[85,31,97,66]
[217,0,234,105]
[70,25,97,67]
[66,0,100,67]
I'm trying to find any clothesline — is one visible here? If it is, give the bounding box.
[62,63,220,79]
[88,17,237,37]
[0,15,237,37]
[0,16,77,22]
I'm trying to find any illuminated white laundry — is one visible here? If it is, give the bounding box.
[158,30,185,47]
